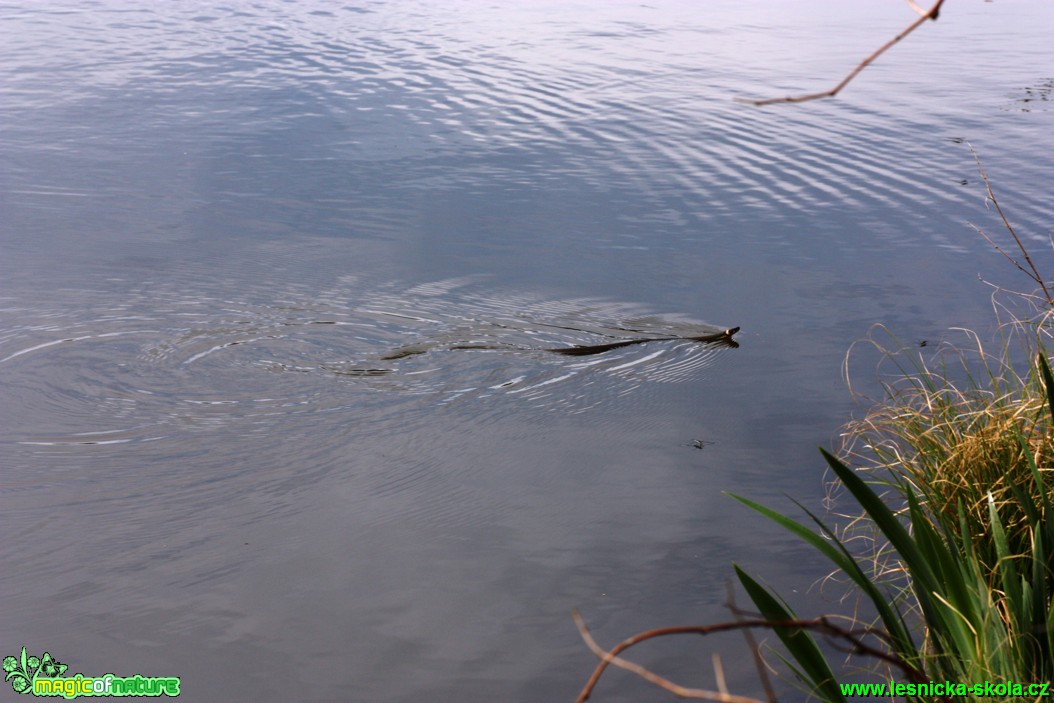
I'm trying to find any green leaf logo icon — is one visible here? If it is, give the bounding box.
[4,646,67,694]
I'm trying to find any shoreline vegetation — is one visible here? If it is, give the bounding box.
[572,153,1053,701]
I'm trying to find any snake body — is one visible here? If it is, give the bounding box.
[542,326,739,356]
[380,327,740,361]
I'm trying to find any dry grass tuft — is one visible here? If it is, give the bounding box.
[839,311,1054,576]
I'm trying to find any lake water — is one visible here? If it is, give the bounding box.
[2,1,1052,700]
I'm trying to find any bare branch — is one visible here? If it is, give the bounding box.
[572,610,939,703]
[736,0,946,106]
[572,610,766,703]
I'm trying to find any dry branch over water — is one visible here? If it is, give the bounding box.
[572,609,937,703]
[736,0,946,106]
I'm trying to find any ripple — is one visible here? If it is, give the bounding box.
[6,0,1049,264]
[0,277,738,446]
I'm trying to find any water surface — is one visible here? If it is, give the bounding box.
[2,1,1052,700]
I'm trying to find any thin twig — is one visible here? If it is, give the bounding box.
[736,0,945,106]
[905,0,929,17]
[712,653,729,698]
[965,142,1054,307]
[972,225,1039,285]
[727,583,777,703]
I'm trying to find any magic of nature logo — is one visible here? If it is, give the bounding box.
[4,646,180,698]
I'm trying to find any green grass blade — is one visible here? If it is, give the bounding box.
[727,493,852,571]
[734,565,847,703]
[728,491,918,654]
[819,450,943,600]
[1038,352,1054,423]
[989,493,1023,610]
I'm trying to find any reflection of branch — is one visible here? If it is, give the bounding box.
[736,0,946,106]
[572,609,941,703]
